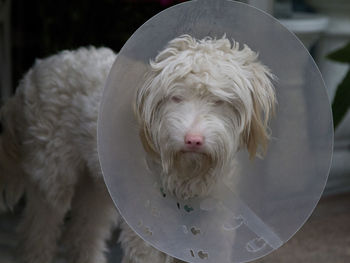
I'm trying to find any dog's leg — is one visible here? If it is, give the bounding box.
[17,181,75,263]
[61,174,118,263]
[119,221,180,263]
[15,137,81,263]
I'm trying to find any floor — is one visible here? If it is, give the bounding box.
[1,193,349,263]
[253,193,350,263]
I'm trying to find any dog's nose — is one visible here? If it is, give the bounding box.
[185,133,204,148]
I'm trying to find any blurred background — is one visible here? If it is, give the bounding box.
[0,0,350,262]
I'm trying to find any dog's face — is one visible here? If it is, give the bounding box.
[135,35,276,199]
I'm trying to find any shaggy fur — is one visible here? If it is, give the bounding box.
[135,35,276,200]
[0,47,119,263]
[0,35,275,263]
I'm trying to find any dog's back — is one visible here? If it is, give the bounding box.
[0,46,116,212]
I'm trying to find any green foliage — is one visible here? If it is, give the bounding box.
[327,42,350,129]
[327,43,350,64]
[331,71,350,128]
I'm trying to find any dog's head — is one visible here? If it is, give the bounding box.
[135,35,276,199]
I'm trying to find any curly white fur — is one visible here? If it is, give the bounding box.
[136,35,276,200]
[1,47,119,263]
[0,35,275,263]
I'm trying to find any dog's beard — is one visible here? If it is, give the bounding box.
[159,144,232,200]
[164,151,214,178]
[151,109,240,199]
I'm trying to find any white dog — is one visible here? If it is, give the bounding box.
[0,35,275,263]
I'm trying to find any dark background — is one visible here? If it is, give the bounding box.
[11,0,187,92]
[10,0,311,93]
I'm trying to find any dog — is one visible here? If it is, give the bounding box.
[0,35,275,263]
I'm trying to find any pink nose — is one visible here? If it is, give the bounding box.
[185,133,204,147]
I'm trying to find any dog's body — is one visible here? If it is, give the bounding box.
[0,36,275,263]
[0,47,121,263]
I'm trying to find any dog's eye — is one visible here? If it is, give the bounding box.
[171,96,183,103]
[214,100,225,106]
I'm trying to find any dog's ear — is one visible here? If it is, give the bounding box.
[138,121,160,160]
[134,71,163,160]
[241,52,276,159]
